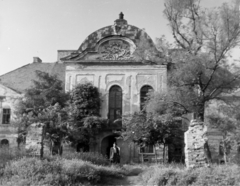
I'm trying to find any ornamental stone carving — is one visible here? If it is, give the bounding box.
[76,75,94,85]
[98,40,133,60]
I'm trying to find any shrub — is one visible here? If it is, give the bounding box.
[193,164,240,186]
[138,163,240,186]
[62,151,110,166]
[0,157,125,185]
[0,147,25,168]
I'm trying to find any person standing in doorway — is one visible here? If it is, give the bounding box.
[110,142,120,163]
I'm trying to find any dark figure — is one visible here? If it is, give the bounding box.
[110,142,120,163]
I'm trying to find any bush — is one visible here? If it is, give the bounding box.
[138,163,240,186]
[0,147,25,168]
[62,151,110,166]
[0,157,125,185]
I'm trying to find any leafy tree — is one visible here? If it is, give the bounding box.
[70,83,101,122]
[207,101,240,164]
[29,103,69,156]
[17,70,69,114]
[123,110,183,162]
[68,83,105,151]
[16,71,70,156]
[208,113,235,163]
[163,0,240,118]
[157,0,240,162]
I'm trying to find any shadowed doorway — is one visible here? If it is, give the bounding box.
[101,135,119,159]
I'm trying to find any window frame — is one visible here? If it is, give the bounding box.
[2,108,11,124]
[140,85,153,111]
[108,85,122,123]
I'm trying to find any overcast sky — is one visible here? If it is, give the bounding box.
[0,0,235,75]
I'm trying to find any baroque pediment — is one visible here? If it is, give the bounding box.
[62,37,137,62]
[60,13,165,64]
[97,39,135,60]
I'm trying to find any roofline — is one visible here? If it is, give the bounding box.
[0,82,23,94]
[65,61,146,65]
[0,64,31,77]
[58,50,76,52]
[63,60,167,67]
[0,62,62,77]
[78,24,144,52]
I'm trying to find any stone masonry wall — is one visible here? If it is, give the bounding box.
[185,120,208,168]
[25,123,44,156]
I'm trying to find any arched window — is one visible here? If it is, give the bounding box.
[1,139,9,147]
[140,85,153,110]
[109,86,122,123]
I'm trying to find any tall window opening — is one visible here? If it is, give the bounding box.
[140,85,153,111]
[2,108,11,124]
[109,85,122,123]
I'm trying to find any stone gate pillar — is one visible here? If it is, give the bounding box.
[25,123,45,156]
[185,120,208,168]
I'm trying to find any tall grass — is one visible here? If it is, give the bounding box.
[0,157,125,186]
[62,151,110,166]
[138,163,240,186]
[0,146,25,168]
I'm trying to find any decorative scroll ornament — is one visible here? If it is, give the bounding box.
[98,40,134,60]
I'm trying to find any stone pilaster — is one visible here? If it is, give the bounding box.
[185,120,208,168]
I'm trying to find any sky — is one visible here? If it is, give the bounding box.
[0,0,235,75]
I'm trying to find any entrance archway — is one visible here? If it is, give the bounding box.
[101,134,119,158]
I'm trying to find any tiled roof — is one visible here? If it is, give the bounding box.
[0,62,65,93]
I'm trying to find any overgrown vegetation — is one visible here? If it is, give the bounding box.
[62,151,111,166]
[16,71,70,156]
[123,112,184,162]
[16,71,106,154]
[1,149,240,186]
[141,0,240,163]
[68,83,106,152]
[122,0,240,164]
[0,157,125,186]
[138,164,240,186]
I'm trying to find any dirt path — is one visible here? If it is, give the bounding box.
[100,175,141,186]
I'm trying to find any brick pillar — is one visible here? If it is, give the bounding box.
[185,120,208,168]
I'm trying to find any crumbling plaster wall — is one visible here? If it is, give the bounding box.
[65,64,167,117]
[0,84,21,148]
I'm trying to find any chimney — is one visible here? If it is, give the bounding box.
[33,57,42,63]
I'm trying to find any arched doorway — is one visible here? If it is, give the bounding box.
[1,139,9,147]
[101,134,119,159]
[109,85,122,123]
